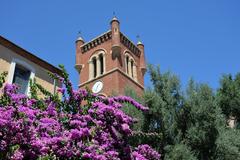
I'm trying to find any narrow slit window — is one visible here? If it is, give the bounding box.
[126,56,129,74]
[131,60,134,78]
[93,58,97,78]
[99,54,104,74]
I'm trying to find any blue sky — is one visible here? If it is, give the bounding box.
[1,0,240,90]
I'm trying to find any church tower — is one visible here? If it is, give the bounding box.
[75,17,146,96]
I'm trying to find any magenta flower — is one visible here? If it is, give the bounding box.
[0,73,160,159]
[57,88,65,94]
[121,123,131,134]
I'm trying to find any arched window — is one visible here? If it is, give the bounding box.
[125,52,137,81]
[92,57,97,78]
[89,51,106,80]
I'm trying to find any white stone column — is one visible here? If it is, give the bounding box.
[125,57,128,73]
[89,60,94,80]
[131,61,134,78]
[7,61,16,83]
[128,60,131,76]
[103,54,106,73]
[96,56,101,77]
[133,64,137,81]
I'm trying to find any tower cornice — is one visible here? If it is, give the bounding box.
[79,30,141,57]
[80,30,112,53]
[120,32,141,57]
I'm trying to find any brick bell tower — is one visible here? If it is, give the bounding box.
[75,17,146,96]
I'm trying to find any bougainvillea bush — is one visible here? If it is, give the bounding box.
[0,67,160,160]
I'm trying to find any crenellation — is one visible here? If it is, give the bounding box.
[81,31,112,53]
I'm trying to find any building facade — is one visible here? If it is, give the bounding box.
[0,35,62,95]
[75,17,146,96]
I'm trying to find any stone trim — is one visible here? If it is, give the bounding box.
[88,50,106,80]
[80,31,141,58]
[79,67,144,90]
[124,52,137,81]
[81,30,112,53]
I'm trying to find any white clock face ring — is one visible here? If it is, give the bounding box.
[92,81,103,93]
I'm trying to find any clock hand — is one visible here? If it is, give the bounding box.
[96,84,99,92]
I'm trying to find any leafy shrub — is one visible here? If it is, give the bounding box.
[0,66,160,160]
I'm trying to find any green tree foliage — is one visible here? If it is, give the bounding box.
[122,85,162,151]
[214,129,240,160]
[144,64,240,160]
[217,73,240,126]
[121,86,160,150]
[0,71,7,88]
[164,143,197,160]
[183,80,224,159]
[144,64,184,157]
[122,86,144,131]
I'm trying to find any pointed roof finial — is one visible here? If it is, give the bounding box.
[111,11,119,24]
[76,30,84,42]
[137,35,140,41]
[137,34,143,45]
[78,31,82,37]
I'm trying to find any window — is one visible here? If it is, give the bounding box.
[92,57,97,78]
[131,60,134,77]
[13,64,31,94]
[89,51,106,80]
[8,59,35,95]
[126,56,129,74]
[125,53,137,81]
[99,54,104,75]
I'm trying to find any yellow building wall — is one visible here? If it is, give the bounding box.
[0,44,60,97]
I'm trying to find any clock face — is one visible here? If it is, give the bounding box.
[92,81,103,93]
